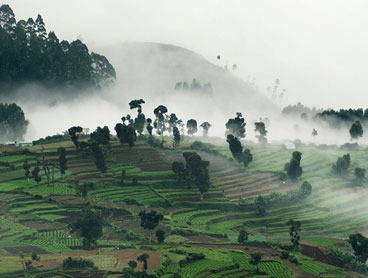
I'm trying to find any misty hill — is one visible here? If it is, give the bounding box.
[0,4,116,94]
[104,42,278,114]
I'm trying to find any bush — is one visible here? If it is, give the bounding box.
[281,250,289,259]
[62,257,95,269]
[289,256,299,264]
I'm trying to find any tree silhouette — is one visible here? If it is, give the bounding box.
[138,210,163,244]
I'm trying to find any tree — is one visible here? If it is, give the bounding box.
[173,126,180,148]
[348,233,368,263]
[226,134,253,167]
[172,161,185,184]
[70,211,103,249]
[299,181,312,196]
[226,134,242,163]
[183,152,210,200]
[77,182,93,199]
[153,105,168,140]
[225,112,246,139]
[186,119,198,136]
[200,122,211,137]
[332,154,350,176]
[0,103,28,142]
[138,210,163,244]
[137,253,149,272]
[284,151,302,182]
[129,99,146,136]
[128,260,137,269]
[68,126,83,151]
[156,229,166,243]
[58,147,67,179]
[312,128,318,136]
[287,219,301,254]
[115,121,137,147]
[254,121,268,143]
[250,252,263,273]
[146,118,153,136]
[254,195,266,216]
[238,229,249,243]
[23,160,31,184]
[349,120,363,139]
[31,166,41,184]
[355,167,366,183]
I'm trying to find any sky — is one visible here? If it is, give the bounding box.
[5,0,368,109]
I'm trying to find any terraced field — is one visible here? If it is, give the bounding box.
[0,138,367,276]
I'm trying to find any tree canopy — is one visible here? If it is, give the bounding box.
[0,4,115,92]
[0,103,28,142]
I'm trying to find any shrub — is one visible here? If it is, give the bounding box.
[62,257,95,269]
[281,250,289,259]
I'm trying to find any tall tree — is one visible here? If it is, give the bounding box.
[173,126,181,148]
[287,219,301,255]
[58,147,67,179]
[284,151,302,182]
[137,253,149,272]
[348,233,368,263]
[200,122,211,137]
[153,105,168,141]
[225,112,246,139]
[138,210,163,244]
[349,120,363,140]
[332,154,350,176]
[70,211,103,249]
[254,121,268,143]
[186,119,198,136]
[68,126,83,151]
[183,152,210,200]
[23,160,31,184]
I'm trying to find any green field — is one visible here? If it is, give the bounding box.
[0,138,366,277]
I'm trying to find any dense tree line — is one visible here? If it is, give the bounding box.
[0,102,28,142]
[0,4,116,92]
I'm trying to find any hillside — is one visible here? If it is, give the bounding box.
[0,136,367,277]
[101,42,278,116]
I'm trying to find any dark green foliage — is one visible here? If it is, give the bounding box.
[128,260,137,269]
[68,126,83,151]
[70,211,103,249]
[186,119,198,136]
[287,219,301,254]
[115,119,137,147]
[250,252,263,273]
[226,134,253,167]
[57,147,67,177]
[281,250,289,259]
[200,121,211,136]
[355,167,366,182]
[226,134,242,162]
[77,182,93,199]
[129,99,146,136]
[172,161,185,184]
[225,112,246,139]
[178,252,205,267]
[62,257,95,269]
[23,160,31,182]
[0,103,28,142]
[316,107,368,128]
[173,126,181,148]
[31,166,41,184]
[183,152,210,200]
[137,253,149,272]
[254,195,266,216]
[237,229,249,243]
[139,210,163,244]
[153,105,168,136]
[350,120,363,139]
[332,154,350,176]
[300,181,312,196]
[0,5,115,91]
[285,151,302,182]
[90,126,110,146]
[121,169,127,184]
[146,118,153,136]
[349,233,368,263]
[254,121,268,143]
[156,229,166,243]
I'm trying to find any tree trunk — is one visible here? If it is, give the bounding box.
[149,230,152,244]
[200,192,203,201]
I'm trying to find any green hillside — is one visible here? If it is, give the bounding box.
[0,137,367,277]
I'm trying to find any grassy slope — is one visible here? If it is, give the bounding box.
[0,138,366,276]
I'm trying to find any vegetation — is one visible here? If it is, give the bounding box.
[0,103,28,142]
[0,4,115,91]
